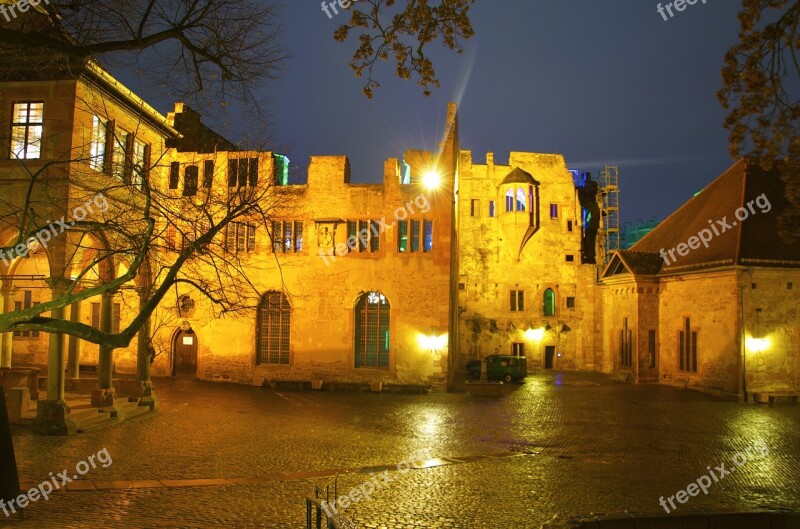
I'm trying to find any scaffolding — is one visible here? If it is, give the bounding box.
[599,165,620,263]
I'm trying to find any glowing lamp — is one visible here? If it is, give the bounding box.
[421,170,442,190]
[525,327,545,342]
[745,336,770,353]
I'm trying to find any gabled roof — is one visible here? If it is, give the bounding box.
[628,160,800,272]
[501,167,540,186]
[603,251,664,279]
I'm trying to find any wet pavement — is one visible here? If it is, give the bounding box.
[2,371,799,528]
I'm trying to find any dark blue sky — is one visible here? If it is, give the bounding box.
[119,0,744,226]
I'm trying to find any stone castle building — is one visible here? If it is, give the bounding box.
[1,18,798,432]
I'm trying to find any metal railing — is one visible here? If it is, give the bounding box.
[305,480,359,529]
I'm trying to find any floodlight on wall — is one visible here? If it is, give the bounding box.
[421,169,442,191]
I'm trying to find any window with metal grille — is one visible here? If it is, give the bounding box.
[12,291,39,337]
[354,291,390,368]
[257,291,290,365]
[271,221,302,253]
[11,102,43,160]
[679,318,697,372]
[226,222,256,253]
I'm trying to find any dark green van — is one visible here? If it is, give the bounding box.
[466,355,528,382]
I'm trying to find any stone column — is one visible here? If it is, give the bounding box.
[136,301,157,409]
[32,280,76,435]
[66,301,81,380]
[0,286,13,368]
[91,292,122,418]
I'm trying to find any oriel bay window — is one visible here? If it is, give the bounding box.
[354,291,390,368]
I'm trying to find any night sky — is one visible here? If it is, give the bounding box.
[117,0,744,227]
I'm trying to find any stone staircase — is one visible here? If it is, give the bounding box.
[24,394,155,434]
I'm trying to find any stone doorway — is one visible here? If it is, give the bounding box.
[172,328,198,377]
[544,346,556,369]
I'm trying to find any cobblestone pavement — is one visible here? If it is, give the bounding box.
[2,371,800,528]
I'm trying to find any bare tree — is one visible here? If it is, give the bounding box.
[334,0,476,98]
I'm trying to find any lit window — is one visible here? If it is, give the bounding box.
[111,129,129,180]
[516,188,526,211]
[257,291,291,365]
[510,290,524,312]
[273,154,289,186]
[355,291,390,368]
[398,220,408,252]
[543,288,556,316]
[89,115,106,171]
[550,204,559,219]
[271,221,302,253]
[505,189,514,212]
[423,220,433,252]
[10,102,43,160]
[132,140,148,189]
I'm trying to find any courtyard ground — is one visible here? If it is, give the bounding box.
[2,371,799,528]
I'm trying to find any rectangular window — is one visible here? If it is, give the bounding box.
[248,157,259,186]
[512,342,525,356]
[111,129,129,180]
[566,297,575,309]
[470,199,480,217]
[227,159,238,187]
[294,221,304,252]
[89,115,106,171]
[679,318,697,373]
[369,220,380,252]
[91,302,101,330]
[273,154,289,186]
[550,204,559,219]
[358,220,368,252]
[398,220,408,253]
[112,303,121,334]
[347,220,357,253]
[169,162,180,189]
[567,220,573,232]
[11,102,43,160]
[648,330,657,368]
[410,219,420,252]
[12,291,39,337]
[226,223,256,253]
[183,165,199,196]
[270,221,302,253]
[132,140,148,189]
[489,200,495,218]
[423,220,433,252]
[566,255,575,262]
[229,157,258,187]
[203,160,214,188]
[510,290,524,312]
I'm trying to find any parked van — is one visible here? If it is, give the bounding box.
[466,355,528,382]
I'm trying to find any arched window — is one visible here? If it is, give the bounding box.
[516,188,527,211]
[543,288,556,316]
[355,291,390,368]
[505,188,514,212]
[257,291,290,364]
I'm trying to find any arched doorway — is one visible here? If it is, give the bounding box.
[172,327,198,376]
